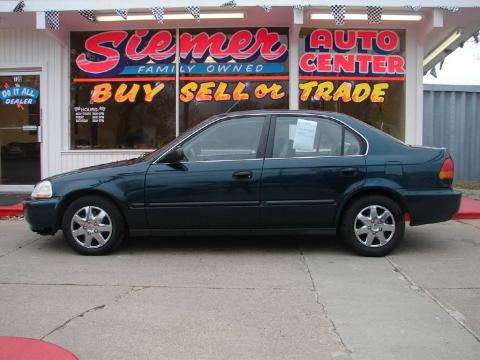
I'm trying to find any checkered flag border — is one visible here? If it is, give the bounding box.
[260,5,272,13]
[439,6,459,12]
[13,1,25,12]
[79,10,96,22]
[222,0,237,8]
[151,7,165,23]
[186,6,201,21]
[330,5,346,25]
[115,9,128,20]
[367,6,382,24]
[45,10,60,30]
[405,5,422,11]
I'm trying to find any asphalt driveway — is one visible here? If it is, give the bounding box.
[0,219,479,359]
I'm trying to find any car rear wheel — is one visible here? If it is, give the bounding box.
[340,195,405,256]
[62,196,126,255]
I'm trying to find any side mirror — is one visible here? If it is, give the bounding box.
[162,147,184,163]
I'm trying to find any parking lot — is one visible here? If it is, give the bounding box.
[1,219,479,360]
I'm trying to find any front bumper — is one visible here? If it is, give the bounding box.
[400,189,461,226]
[23,197,61,235]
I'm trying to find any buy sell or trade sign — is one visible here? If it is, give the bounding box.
[73,28,404,105]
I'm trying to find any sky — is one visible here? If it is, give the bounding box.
[423,37,480,85]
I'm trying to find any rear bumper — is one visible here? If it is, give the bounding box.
[400,189,461,226]
[23,198,61,235]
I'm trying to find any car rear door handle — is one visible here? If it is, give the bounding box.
[232,170,253,179]
[340,167,358,176]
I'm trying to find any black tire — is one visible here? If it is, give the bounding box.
[340,195,405,257]
[62,195,126,255]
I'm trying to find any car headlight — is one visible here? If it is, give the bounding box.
[31,181,53,199]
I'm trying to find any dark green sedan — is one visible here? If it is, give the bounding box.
[24,111,461,256]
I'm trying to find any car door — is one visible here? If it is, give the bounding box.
[260,114,366,229]
[145,115,269,230]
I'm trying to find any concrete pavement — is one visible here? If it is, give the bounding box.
[0,219,479,359]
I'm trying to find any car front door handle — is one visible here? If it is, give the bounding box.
[232,170,253,179]
[340,167,358,176]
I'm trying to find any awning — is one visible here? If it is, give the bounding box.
[0,0,479,12]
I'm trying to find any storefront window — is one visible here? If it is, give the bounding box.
[179,28,289,132]
[299,29,406,140]
[70,30,176,149]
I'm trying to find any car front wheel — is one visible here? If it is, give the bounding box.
[62,195,126,255]
[340,195,405,256]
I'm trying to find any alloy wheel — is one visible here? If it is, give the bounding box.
[353,205,395,247]
[70,206,113,249]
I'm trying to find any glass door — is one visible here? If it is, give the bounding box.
[0,74,41,185]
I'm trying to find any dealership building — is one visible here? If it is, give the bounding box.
[0,0,479,190]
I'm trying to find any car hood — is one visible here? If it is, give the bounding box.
[46,158,142,182]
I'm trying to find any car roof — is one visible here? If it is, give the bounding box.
[213,109,362,131]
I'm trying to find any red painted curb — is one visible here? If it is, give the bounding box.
[1,197,480,220]
[0,202,24,218]
[0,337,78,360]
[452,197,480,220]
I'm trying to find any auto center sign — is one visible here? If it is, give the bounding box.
[299,29,406,103]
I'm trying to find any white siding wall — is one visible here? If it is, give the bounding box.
[60,151,145,172]
[0,29,151,180]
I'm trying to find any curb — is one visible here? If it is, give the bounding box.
[0,202,24,218]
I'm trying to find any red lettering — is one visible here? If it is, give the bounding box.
[377,30,399,52]
[333,54,355,73]
[299,53,316,72]
[356,54,371,74]
[76,28,287,76]
[372,55,387,73]
[356,31,377,50]
[180,28,286,62]
[334,30,356,50]
[387,55,405,74]
[316,54,332,72]
[309,29,332,50]
[125,30,174,62]
[76,31,128,74]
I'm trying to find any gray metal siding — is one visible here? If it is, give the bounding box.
[423,85,480,180]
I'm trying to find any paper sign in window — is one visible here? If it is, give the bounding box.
[292,119,317,151]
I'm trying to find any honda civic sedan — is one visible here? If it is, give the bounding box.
[24,111,461,256]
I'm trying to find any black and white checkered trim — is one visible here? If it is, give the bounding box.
[367,6,382,24]
[79,10,96,22]
[404,5,422,11]
[330,5,346,25]
[151,7,165,23]
[45,10,60,30]
[260,5,272,13]
[439,6,459,12]
[115,9,128,20]
[13,1,25,12]
[186,6,201,21]
[222,0,237,8]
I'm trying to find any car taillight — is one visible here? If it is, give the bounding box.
[439,158,454,181]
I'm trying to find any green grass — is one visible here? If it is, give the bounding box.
[454,180,480,190]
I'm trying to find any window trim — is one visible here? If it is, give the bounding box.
[265,114,367,159]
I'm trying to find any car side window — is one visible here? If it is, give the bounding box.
[344,129,362,155]
[182,116,265,162]
[272,116,344,158]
